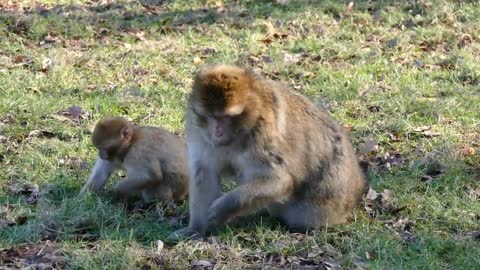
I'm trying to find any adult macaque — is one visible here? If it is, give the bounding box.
[81,117,189,203]
[171,64,367,239]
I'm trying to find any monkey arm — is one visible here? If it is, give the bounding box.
[207,169,293,226]
[81,158,117,193]
[188,162,222,235]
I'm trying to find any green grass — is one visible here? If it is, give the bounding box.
[1,0,479,269]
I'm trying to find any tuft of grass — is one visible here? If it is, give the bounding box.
[1,0,479,269]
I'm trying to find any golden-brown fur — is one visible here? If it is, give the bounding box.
[170,64,367,239]
[81,117,189,203]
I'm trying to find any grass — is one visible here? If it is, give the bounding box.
[0,0,479,268]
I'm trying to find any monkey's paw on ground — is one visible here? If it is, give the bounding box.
[167,227,203,243]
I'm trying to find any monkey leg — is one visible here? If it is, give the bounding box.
[141,186,173,203]
[207,173,293,227]
[114,173,160,198]
[269,199,351,231]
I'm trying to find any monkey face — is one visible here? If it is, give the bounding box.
[92,117,134,161]
[193,106,240,146]
[206,115,237,146]
[96,140,123,161]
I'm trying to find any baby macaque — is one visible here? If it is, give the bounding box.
[81,117,189,203]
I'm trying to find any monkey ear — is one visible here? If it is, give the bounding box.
[121,125,133,143]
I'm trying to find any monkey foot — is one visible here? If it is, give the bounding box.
[167,227,203,243]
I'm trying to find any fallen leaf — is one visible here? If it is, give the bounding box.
[386,37,398,49]
[132,67,149,76]
[39,35,60,49]
[453,230,480,242]
[28,129,56,139]
[261,55,273,63]
[0,219,16,232]
[283,52,302,64]
[2,112,15,124]
[365,251,376,260]
[363,188,404,217]
[462,147,475,156]
[420,161,445,182]
[412,125,440,137]
[0,241,67,269]
[8,19,29,34]
[398,231,417,246]
[125,28,146,41]
[384,218,415,232]
[156,240,164,254]
[191,260,215,270]
[367,105,381,113]
[290,232,307,241]
[193,56,202,64]
[465,186,479,200]
[260,38,274,45]
[57,105,85,124]
[13,55,26,64]
[343,1,354,16]
[59,156,89,171]
[274,0,290,5]
[41,58,53,73]
[273,32,288,39]
[360,139,379,154]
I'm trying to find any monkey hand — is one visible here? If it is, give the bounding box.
[207,193,237,226]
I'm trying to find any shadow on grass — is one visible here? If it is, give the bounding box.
[0,0,403,42]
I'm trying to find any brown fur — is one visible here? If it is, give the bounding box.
[81,117,189,203]
[192,65,251,115]
[170,64,367,239]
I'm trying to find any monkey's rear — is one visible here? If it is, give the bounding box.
[266,86,367,229]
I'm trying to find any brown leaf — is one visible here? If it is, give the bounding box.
[13,55,26,64]
[412,125,440,137]
[260,38,274,45]
[363,188,403,217]
[360,139,379,154]
[462,147,475,156]
[384,218,415,232]
[0,241,67,269]
[273,32,288,39]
